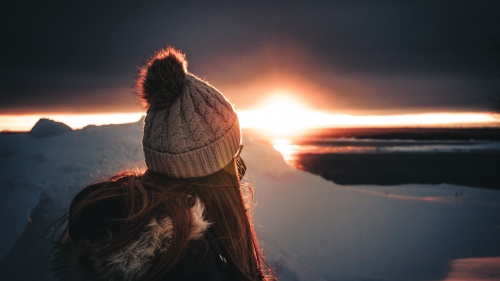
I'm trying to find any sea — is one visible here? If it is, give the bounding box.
[259,127,500,189]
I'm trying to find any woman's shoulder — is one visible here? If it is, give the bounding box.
[52,184,211,281]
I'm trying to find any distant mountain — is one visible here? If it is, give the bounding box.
[29,118,72,138]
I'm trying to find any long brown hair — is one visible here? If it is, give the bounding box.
[65,159,275,281]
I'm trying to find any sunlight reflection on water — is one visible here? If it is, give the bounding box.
[272,138,378,168]
[272,138,500,168]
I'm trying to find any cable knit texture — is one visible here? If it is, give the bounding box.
[138,47,241,178]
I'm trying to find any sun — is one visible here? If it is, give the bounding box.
[237,94,321,136]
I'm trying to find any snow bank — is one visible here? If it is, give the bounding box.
[242,138,500,281]
[0,120,144,276]
[0,121,499,281]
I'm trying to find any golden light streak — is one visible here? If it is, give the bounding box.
[0,113,143,132]
[239,110,498,134]
[237,95,498,137]
[1,95,498,133]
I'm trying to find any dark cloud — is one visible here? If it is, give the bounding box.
[1,0,499,114]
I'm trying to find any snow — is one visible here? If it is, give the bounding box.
[1,119,499,281]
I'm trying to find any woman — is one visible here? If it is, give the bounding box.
[52,46,275,281]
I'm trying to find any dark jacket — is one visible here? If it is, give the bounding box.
[52,185,238,281]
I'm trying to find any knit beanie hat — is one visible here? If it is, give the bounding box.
[137,46,242,178]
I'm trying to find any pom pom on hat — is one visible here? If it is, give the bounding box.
[137,46,188,109]
[138,45,242,179]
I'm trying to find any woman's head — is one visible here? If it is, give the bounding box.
[136,46,242,179]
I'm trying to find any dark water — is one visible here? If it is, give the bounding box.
[272,137,500,189]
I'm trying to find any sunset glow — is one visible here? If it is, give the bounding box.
[237,95,317,135]
[1,96,498,133]
[237,95,498,137]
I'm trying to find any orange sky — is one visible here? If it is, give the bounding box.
[1,94,498,133]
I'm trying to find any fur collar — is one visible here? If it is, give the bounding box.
[52,198,210,281]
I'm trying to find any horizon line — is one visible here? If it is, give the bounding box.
[1,111,499,133]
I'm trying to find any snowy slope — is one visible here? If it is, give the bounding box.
[243,138,500,281]
[0,120,144,280]
[1,120,499,281]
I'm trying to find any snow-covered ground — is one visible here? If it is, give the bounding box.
[0,119,499,281]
